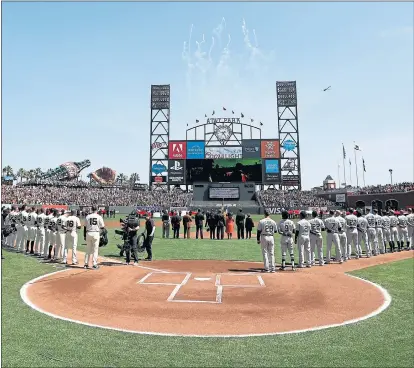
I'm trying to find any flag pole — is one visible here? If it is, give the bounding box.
[353,142,359,188]
[349,160,352,185]
[342,144,347,187]
[362,158,366,187]
[337,163,341,189]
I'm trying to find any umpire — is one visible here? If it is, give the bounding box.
[125,211,140,265]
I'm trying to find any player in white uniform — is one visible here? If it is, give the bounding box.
[278,210,296,271]
[309,210,325,266]
[3,208,12,246]
[20,206,30,253]
[373,209,385,254]
[345,208,359,259]
[63,209,81,265]
[6,206,18,247]
[397,211,409,251]
[295,211,312,268]
[43,209,52,258]
[324,210,342,264]
[35,208,46,256]
[337,211,348,261]
[257,210,278,273]
[27,207,38,254]
[14,207,24,251]
[55,210,68,261]
[381,212,392,252]
[48,210,59,260]
[365,209,378,256]
[356,211,370,257]
[389,211,400,251]
[84,206,105,269]
[406,208,414,250]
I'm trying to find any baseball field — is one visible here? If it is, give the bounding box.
[2,214,413,367]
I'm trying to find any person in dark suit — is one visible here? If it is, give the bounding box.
[244,214,254,239]
[171,211,181,239]
[236,209,246,239]
[207,211,217,239]
[195,209,205,239]
[216,210,225,240]
[182,212,192,239]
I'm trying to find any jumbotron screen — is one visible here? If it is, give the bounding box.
[186,158,262,183]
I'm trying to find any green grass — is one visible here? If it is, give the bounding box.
[2,244,413,367]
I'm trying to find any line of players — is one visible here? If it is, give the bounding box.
[260,207,413,272]
[3,205,81,264]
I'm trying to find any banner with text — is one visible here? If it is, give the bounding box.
[205,146,243,159]
[168,160,186,185]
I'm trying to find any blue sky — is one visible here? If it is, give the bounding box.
[2,1,413,189]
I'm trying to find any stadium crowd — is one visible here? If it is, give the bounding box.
[1,185,192,207]
[352,183,414,194]
[258,190,335,208]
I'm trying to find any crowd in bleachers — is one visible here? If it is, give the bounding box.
[352,183,414,194]
[1,185,192,207]
[258,190,336,209]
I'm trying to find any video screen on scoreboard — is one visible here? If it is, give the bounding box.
[209,187,240,199]
[186,158,262,183]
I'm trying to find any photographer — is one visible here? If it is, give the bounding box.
[123,211,141,265]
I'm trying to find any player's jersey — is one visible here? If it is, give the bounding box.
[49,216,58,232]
[345,214,358,229]
[375,215,383,228]
[258,218,277,236]
[36,213,46,228]
[357,217,368,233]
[21,211,29,226]
[365,213,376,228]
[65,216,81,232]
[337,217,346,233]
[57,215,67,232]
[309,218,324,236]
[382,216,391,229]
[27,212,37,227]
[9,211,17,225]
[389,215,399,227]
[85,213,105,232]
[398,215,408,228]
[407,214,414,227]
[4,214,12,226]
[278,219,295,236]
[324,216,340,233]
[44,214,51,229]
[296,219,311,237]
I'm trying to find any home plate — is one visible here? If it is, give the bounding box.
[194,277,211,281]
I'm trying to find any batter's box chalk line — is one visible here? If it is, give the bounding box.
[137,272,266,304]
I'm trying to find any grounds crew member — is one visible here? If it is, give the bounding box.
[195,209,205,239]
[257,210,277,272]
[124,211,140,265]
[84,205,105,269]
[236,209,246,239]
[278,210,295,271]
[143,214,155,261]
[161,210,170,238]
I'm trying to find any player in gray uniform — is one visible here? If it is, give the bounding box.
[407,208,414,250]
[397,210,409,251]
[337,211,348,261]
[345,208,359,259]
[389,211,400,251]
[295,211,312,268]
[324,210,342,264]
[309,210,325,266]
[374,209,385,254]
[381,211,392,252]
[257,210,278,273]
[365,209,378,256]
[356,210,370,257]
[278,210,296,271]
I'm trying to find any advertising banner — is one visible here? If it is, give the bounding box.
[151,175,167,183]
[261,140,280,159]
[41,204,68,210]
[262,159,281,183]
[168,160,186,185]
[168,141,187,159]
[205,146,242,159]
[282,175,300,186]
[151,163,167,175]
[336,194,346,203]
[209,187,240,199]
[186,141,205,159]
[242,139,261,158]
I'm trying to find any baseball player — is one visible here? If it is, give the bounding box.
[278,210,296,271]
[356,210,370,257]
[389,210,400,251]
[397,210,409,251]
[365,209,378,256]
[374,209,385,254]
[26,207,38,254]
[324,210,342,264]
[257,210,277,273]
[19,205,30,253]
[63,209,81,265]
[295,211,312,268]
[337,211,348,261]
[14,207,24,251]
[309,210,325,266]
[7,206,18,248]
[84,205,105,269]
[406,208,414,250]
[55,210,68,261]
[35,208,46,257]
[3,208,12,246]
[43,209,52,258]
[382,211,392,252]
[48,210,59,260]
[345,208,359,259]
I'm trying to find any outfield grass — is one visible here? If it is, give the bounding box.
[1,241,413,367]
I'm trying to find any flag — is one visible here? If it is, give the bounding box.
[349,159,351,166]
[241,113,244,118]
[186,123,188,126]
[223,107,227,111]
[354,144,361,151]
[363,158,366,172]
[204,114,207,117]
[260,122,263,126]
[250,118,254,122]
[232,110,234,114]
[196,119,199,123]
[342,144,346,159]
[212,110,215,115]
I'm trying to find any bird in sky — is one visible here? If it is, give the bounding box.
[322,86,331,91]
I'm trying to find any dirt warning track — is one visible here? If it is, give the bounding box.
[21,251,413,337]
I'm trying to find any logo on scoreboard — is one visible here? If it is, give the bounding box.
[187,141,205,159]
[261,140,280,159]
[169,141,187,159]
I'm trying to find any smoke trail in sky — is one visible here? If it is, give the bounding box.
[212,17,226,48]
[182,24,194,100]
